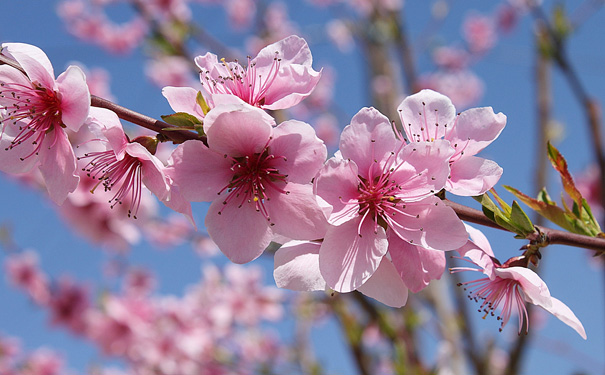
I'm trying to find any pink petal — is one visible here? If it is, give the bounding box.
[254,35,314,68]
[262,65,322,110]
[204,104,273,157]
[448,107,506,156]
[86,107,127,157]
[194,52,233,81]
[205,198,273,264]
[319,216,388,293]
[0,123,38,174]
[56,66,90,132]
[339,107,398,176]
[313,158,360,225]
[392,140,454,201]
[389,196,467,250]
[273,240,326,291]
[125,143,170,201]
[389,236,446,293]
[397,89,456,143]
[160,183,195,227]
[267,183,328,241]
[270,119,327,183]
[541,297,587,340]
[464,223,495,257]
[162,86,206,119]
[38,128,79,204]
[167,140,233,202]
[2,43,55,89]
[357,258,408,307]
[447,156,503,196]
[496,267,552,309]
[0,65,33,97]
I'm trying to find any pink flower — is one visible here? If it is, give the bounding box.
[398,89,506,196]
[168,103,328,263]
[48,277,91,334]
[453,224,587,339]
[0,43,90,203]
[195,35,321,110]
[313,107,468,298]
[462,13,497,54]
[4,251,50,305]
[81,107,192,221]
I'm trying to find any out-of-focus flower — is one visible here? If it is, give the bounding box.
[417,69,484,109]
[146,56,197,88]
[462,13,497,54]
[0,43,90,204]
[5,250,50,305]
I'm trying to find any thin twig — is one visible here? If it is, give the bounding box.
[444,199,605,253]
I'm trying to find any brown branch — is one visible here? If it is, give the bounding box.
[90,96,204,144]
[444,199,605,253]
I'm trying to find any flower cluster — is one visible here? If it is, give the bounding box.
[4,251,286,374]
[0,35,586,339]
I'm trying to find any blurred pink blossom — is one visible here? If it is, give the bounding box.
[5,251,50,305]
[462,13,497,54]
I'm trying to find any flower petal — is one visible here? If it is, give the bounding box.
[392,140,454,201]
[357,258,408,307]
[389,236,446,293]
[2,43,55,89]
[496,267,552,309]
[267,183,328,241]
[270,119,327,183]
[319,216,388,293]
[167,140,233,202]
[314,158,360,226]
[38,128,79,204]
[205,198,273,264]
[56,65,90,131]
[273,240,326,291]
[0,122,38,174]
[254,35,314,68]
[397,89,456,143]
[541,297,587,340]
[389,196,467,251]
[449,107,506,156]
[263,65,322,110]
[339,107,398,176]
[162,86,206,119]
[204,104,273,157]
[447,156,503,196]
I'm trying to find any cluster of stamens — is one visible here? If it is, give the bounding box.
[79,150,143,219]
[457,275,529,334]
[332,141,436,240]
[217,139,288,224]
[200,52,282,107]
[0,82,62,159]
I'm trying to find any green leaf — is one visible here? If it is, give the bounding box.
[161,112,203,128]
[196,91,211,115]
[510,201,536,236]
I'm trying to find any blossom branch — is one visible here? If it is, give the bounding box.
[445,199,605,253]
[90,95,204,144]
[0,53,204,145]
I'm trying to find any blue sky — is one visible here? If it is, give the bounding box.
[0,1,604,374]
